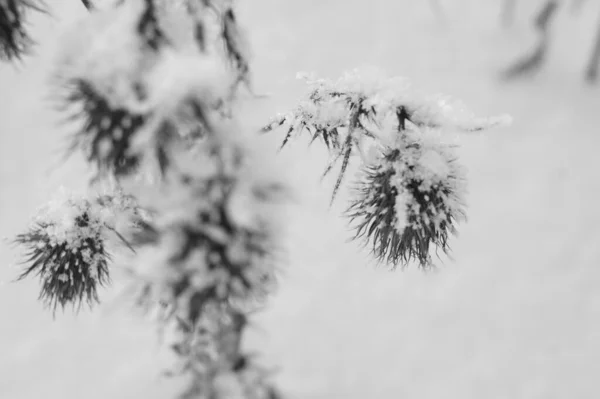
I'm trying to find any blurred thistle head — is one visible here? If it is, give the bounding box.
[54,0,234,181]
[13,189,117,313]
[347,129,467,268]
[62,78,148,178]
[0,0,45,61]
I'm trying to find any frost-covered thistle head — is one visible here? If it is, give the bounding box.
[0,0,45,61]
[14,191,115,313]
[266,68,511,267]
[54,0,234,181]
[347,130,467,268]
[264,68,511,204]
[54,0,170,179]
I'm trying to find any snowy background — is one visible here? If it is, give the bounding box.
[2,0,600,398]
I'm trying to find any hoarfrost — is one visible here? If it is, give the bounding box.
[292,67,511,138]
[390,129,468,234]
[32,188,112,254]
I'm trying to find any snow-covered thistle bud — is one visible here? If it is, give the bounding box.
[265,68,511,207]
[0,0,44,61]
[13,189,131,313]
[347,130,467,268]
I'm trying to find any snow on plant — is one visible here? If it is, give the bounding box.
[53,0,247,180]
[130,139,283,321]
[162,302,282,399]
[5,1,285,396]
[263,68,511,202]
[347,128,467,268]
[58,51,229,179]
[6,0,512,395]
[0,0,45,61]
[13,188,137,313]
[54,0,173,178]
[126,128,285,398]
[265,68,510,267]
[156,0,251,86]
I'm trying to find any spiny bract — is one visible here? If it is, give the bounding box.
[15,192,114,313]
[347,129,467,268]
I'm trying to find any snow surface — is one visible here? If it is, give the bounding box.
[2,0,600,398]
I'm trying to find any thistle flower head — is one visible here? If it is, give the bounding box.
[55,0,233,180]
[14,190,115,313]
[62,79,148,177]
[347,129,467,268]
[0,0,44,61]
